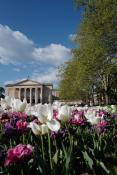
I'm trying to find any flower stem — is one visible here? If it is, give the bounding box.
[41,135,45,161]
[48,132,53,170]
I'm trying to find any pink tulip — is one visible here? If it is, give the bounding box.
[16,120,28,132]
[5,144,33,166]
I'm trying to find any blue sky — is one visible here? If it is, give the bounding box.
[0,0,82,87]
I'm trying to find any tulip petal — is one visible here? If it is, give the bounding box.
[88,117,101,125]
[47,119,60,132]
[28,122,40,135]
[40,124,49,135]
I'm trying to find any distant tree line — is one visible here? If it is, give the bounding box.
[59,0,117,105]
[0,87,5,98]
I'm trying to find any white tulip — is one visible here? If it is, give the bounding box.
[85,110,101,125]
[34,104,53,123]
[57,105,72,122]
[103,106,111,113]
[28,104,60,133]
[110,105,117,114]
[25,105,38,116]
[46,119,60,132]
[88,117,101,125]
[1,96,13,110]
[28,122,49,135]
[103,105,117,114]
[52,101,61,110]
[84,110,96,120]
[12,98,27,112]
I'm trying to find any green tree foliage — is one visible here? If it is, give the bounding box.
[59,0,117,104]
[0,87,5,98]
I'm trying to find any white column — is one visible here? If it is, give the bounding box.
[35,88,38,104]
[24,88,26,99]
[30,88,32,104]
[19,88,21,100]
[6,88,8,96]
[49,90,52,104]
[14,88,16,98]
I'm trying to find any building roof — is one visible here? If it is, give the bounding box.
[5,79,53,87]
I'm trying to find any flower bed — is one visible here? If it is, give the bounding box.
[0,97,117,175]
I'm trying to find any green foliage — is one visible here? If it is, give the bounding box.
[0,87,5,98]
[1,121,117,175]
[59,0,117,104]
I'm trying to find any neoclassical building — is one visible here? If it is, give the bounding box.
[5,79,54,104]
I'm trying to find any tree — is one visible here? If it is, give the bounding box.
[59,0,117,105]
[0,87,5,98]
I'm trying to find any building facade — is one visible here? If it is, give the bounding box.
[5,79,54,104]
[52,89,60,101]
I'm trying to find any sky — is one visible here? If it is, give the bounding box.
[0,0,82,87]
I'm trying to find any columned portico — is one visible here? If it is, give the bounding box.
[6,79,53,104]
[17,87,43,104]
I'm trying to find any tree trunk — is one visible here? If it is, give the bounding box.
[105,92,109,105]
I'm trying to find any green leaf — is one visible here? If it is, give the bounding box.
[82,151,94,170]
[53,150,58,164]
[99,161,110,174]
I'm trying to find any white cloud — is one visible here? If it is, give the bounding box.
[33,44,71,65]
[0,25,34,64]
[0,24,71,66]
[31,67,58,84]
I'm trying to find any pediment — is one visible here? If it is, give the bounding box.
[15,79,41,86]
[5,79,41,87]
[6,79,52,87]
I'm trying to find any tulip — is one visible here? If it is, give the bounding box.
[103,105,117,114]
[33,104,52,122]
[4,144,33,166]
[1,96,13,110]
[12,98,27,112]
[16,120,28,133]
[28,122,49,135]
[88,117,101,125]
[52,101,61,110]
[28,104,60,135]
[110,105,117,114]
[57,105,72,122]
[35,104,60,130]
[85,110,101,125]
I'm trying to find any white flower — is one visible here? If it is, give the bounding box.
[28,104,60,134]
[28,122,49,135]
[1,96,13,110]
[46,119,60,132]
[35,104,53,123]
[25,104,38,116]
[110,105,117,114]
[85,110,96,120]
[57,105,72,122]
[88,117,101,125]
[12,98,27,112]
[52,101,61,110]
[103,105,117,114]
[85,110,101,125]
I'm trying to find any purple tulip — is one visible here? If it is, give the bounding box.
[4,122,17,137]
